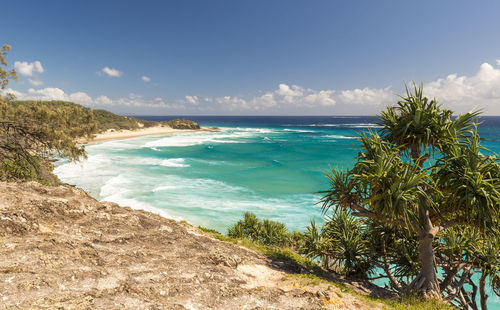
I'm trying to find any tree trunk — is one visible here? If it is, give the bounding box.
[480,273,488,310]
[408,204,441,298]
[417,232,440,297]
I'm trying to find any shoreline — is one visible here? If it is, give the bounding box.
[77,125,220,143]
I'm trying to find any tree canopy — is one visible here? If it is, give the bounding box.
[318,84,500,309]
[0,45,96,183]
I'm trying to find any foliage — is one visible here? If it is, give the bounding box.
[0,46,97,184]
[299,211,374,278]
[223,214,452,309]
[319,83,500,308]
[93,111,200,132]
[227,212,292,247]
[166,118,200,129]
[92,109,144,131]
[0,45,16,89]
[197,226,221,234]
[322,210,374,277]
[387,295,454,310]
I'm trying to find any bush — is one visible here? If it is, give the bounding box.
[227,212,291,247]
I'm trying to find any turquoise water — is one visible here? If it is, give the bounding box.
[54,116,500,308]
[54,119,368,231]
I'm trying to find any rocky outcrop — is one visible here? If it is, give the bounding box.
[166,118,201,129]
[0,182,387,309]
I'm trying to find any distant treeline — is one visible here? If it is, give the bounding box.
[10,100,200,132]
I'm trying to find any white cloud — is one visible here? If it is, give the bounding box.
[276,84,303,97]
[203,84,338,111]
[251,93,277,109]
[215,95,250,110]
[1,86,183,110]
[95,95,113,106]
[99,67,123,77]
[108,93,183,109]
[304,90,336,106]
[3,58,500,114]
[0,87,144,108]
[14,61,45,86]
[256,84,337,108]
[185,95,199,105]
[14,61,44,77]
[2,88,25,99]
[141,76,151,82]
[424,62,500,113]
[276,84,305,104]
[27,87,67,101]
[19,88,92,106]
[68,92,93,105]
[338,87,394,106]
[175,60,500,114]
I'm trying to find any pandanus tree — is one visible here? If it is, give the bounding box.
[321,84,500,302]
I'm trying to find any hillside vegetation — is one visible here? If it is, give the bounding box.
[11,100,200,132]
[1,99,200,184]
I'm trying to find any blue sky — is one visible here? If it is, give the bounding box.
[2,0,500,115]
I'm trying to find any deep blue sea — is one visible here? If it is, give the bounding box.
[54,116,500,308]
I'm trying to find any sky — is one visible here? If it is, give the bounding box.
[1,0,500,115]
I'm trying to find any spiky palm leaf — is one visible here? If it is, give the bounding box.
[322,210,374,277]
[378,82,480,157]
[436,132,500,232]
[322,132,431,230]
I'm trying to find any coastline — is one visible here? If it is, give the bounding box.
[77,125,220,143]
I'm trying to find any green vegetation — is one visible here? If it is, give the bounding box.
[386,296,454,310]
[228,212,294,247]
[284,274,453,310]
[0,45,96,184]
[300,211,373,278]
[1,43,493,309]
[92,108,151,131]
[214,213,451,309]
[225,86,499,309]
[91,110,200,131]
[166,118,200,129]
[197,226,221,234]
[320,84,500,308]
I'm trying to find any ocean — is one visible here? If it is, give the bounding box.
[54,115,500,308]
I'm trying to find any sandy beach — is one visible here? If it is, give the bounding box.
[77,126,219,143]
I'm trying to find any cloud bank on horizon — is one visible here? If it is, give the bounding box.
[4,59,500,115]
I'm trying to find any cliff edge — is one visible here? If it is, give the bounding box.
[0,182,387,309]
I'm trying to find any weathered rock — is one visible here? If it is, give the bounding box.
[166,118,201,129]
[0,181,387,309]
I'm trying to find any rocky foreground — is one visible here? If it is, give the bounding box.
[0,182,389,309]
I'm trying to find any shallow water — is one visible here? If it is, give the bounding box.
[55,117,379,229]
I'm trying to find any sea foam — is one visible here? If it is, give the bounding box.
[160,158,189,167]
[322,135,357,139]
[144,130,254,148]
